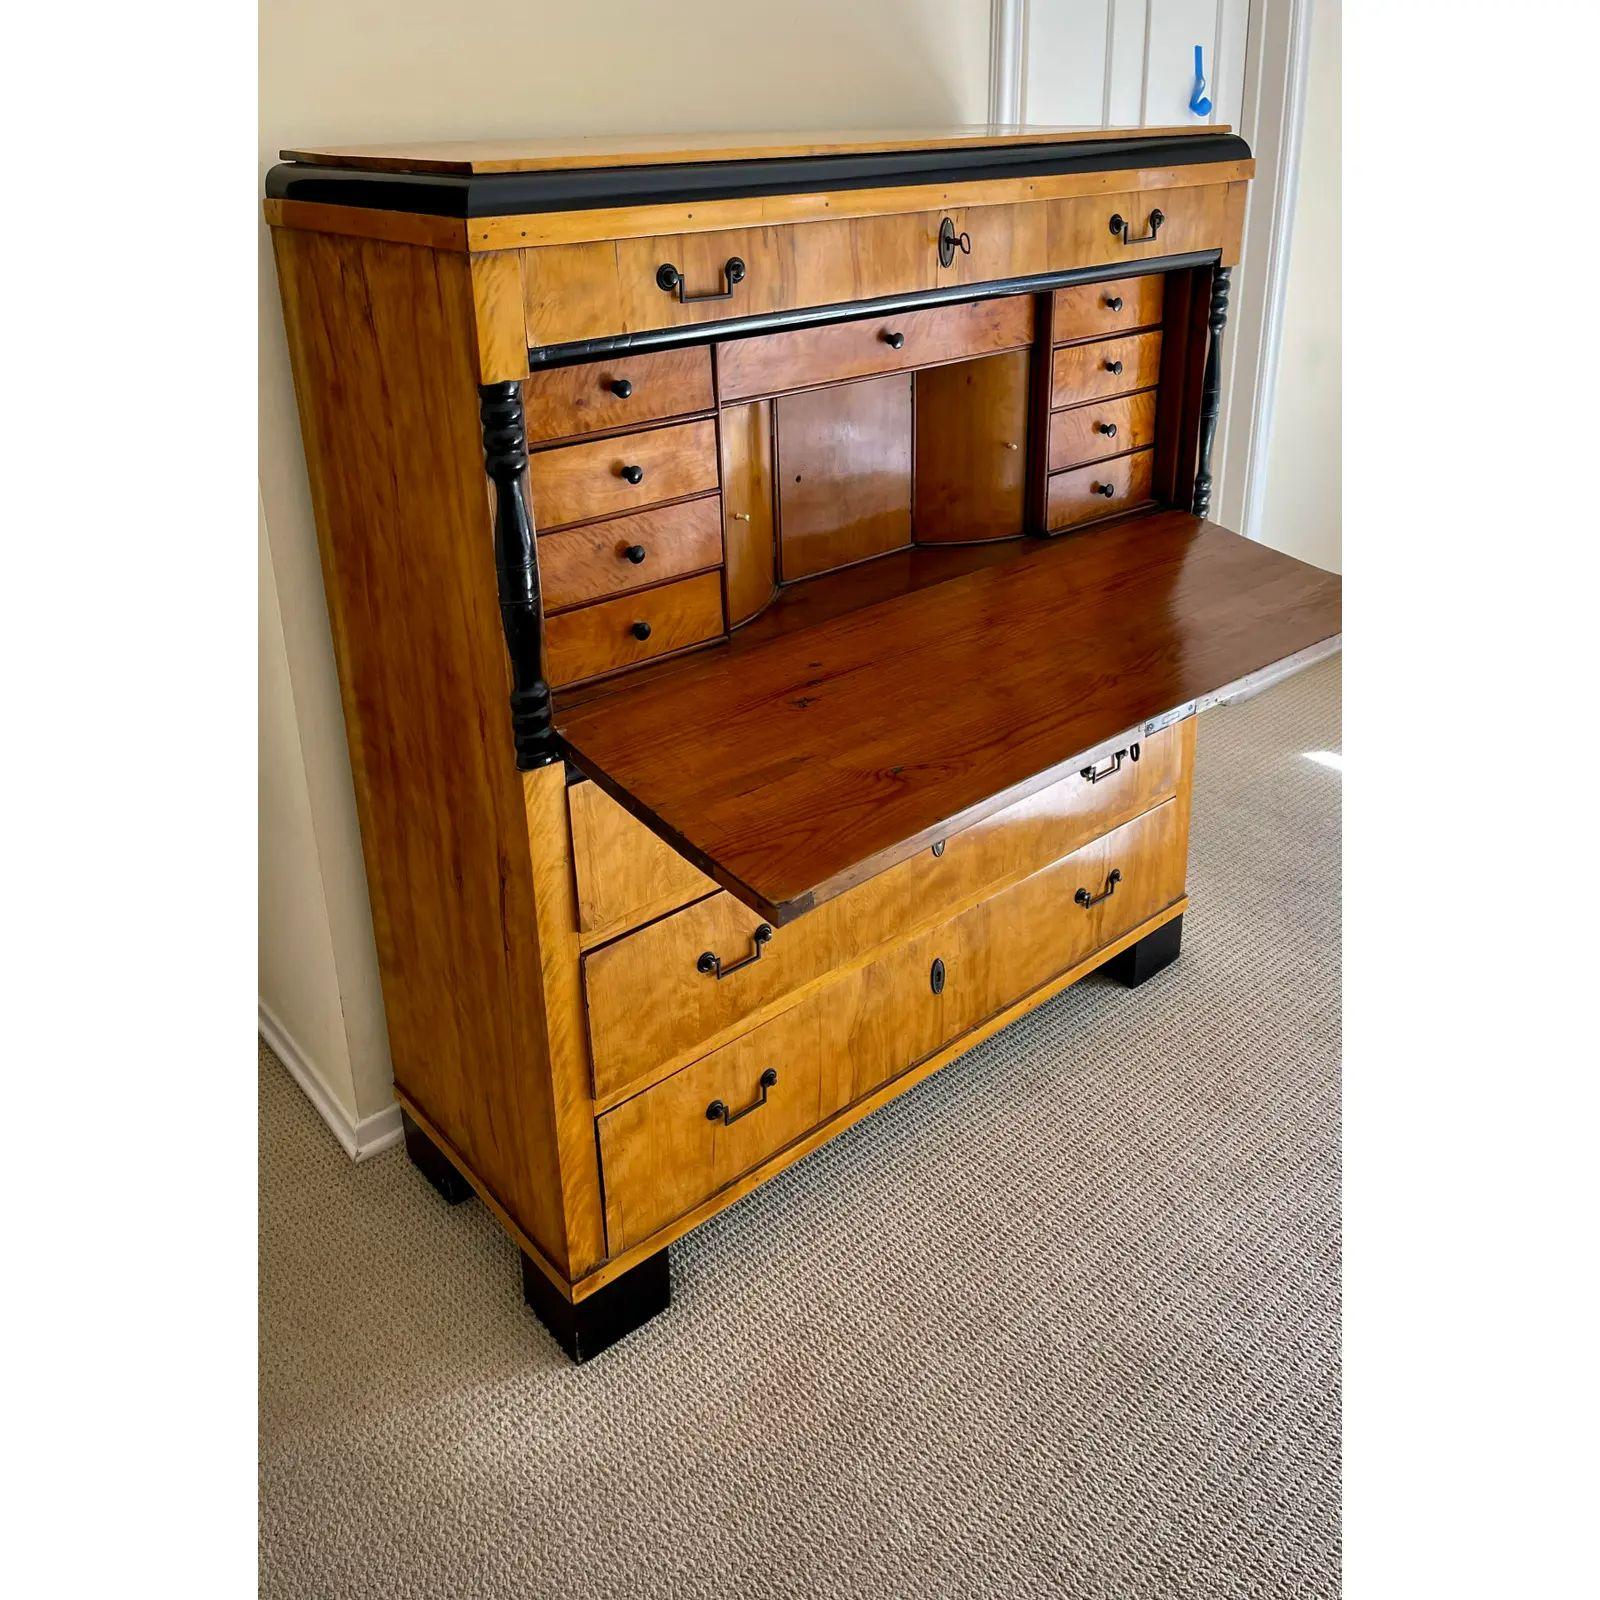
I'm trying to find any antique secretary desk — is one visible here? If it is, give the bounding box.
[266,125,1341,1361]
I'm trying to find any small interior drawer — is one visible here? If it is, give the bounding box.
[717,296,1034,402]
[1051,330,1163,406]
[544,570,724,686]
[527,419,718,530]
[1046,449,1155,531]
[523,347,714,444]
[1048,391,1159,474]
[1052,275,1164,344]
[540,497,723,613]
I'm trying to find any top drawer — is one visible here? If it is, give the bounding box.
[1053,274,1165,344]
[523,348,713,444]
[582,717,1192,1106]
[717,296,1034,402]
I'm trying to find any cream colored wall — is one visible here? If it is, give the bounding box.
[258,1,992,1134]
[1257,0,1340,573]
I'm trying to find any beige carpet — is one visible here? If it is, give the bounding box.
[261,657,1341,1600]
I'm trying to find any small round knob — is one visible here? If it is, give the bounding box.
[623,544,647,564]
[620,464,644,484]
[1095,483,1116,498]
[882,330,906,349]
[1105,360,1124,376]
[631,620,652,640]
[609,377,634,399]
[1105,295,1124,312]
[1097,422,1117,437]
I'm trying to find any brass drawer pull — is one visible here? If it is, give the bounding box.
[1109,209,1164,245]
[623,544,647,564]
[706,1068,778,1125]
[1080,743,1139,783]
[937,215,972,268]
[697,922,773,978]
[1075,868,1122,909]
[656,256,746,303]
[619,464,645,484]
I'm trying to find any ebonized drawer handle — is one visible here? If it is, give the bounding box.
[698,922,773,979]
[706,1068,778,1126]
[631,621,652,641]
[623,544,647,564]
[619,464,645,484]
[1097,422,1118,438]
[656,257,746,303]
[1109,209,1164,245]
[609,377,634,398]
[937,216,972,268]
[882,330,906,349]
[1074,869,1122,909]
[1094,482,1116,498]
[1080,743,1140,783]
[1105,360,1124,376]
[1104,295,1125,311]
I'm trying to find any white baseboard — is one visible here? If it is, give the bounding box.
[258,1000,402,1162]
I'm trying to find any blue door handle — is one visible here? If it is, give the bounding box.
[1190,44,1213,117]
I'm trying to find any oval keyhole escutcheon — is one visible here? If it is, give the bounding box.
[930,958,946,995]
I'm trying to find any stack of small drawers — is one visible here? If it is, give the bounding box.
[524,349,727,686]
[1043,274,1164,532]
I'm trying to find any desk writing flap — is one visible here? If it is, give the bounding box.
[554,512,1340,925]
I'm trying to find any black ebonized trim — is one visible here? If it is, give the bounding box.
[479,383,558,770]
[266,134,1251,220]
[526,251,1222,369]
[522,1249,671,1363]
[1102,914,1184,988]
[1191,267,1231,518]
[401,1111,474,1205]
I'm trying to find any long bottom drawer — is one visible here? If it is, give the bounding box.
[597,796,1189,1253]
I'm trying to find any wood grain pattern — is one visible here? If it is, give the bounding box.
[597,795,1188,1251]
[1052,274,1165,343]
[468,251,531,383]
[1051,330,1164,405]
[936,202,1047,286]
[555,512,1341,924]
[1049,390,1160,473]
[264,196,467,251]
[524,346,713,443]
[720,401,778,627]
[544,570,725,686]
[582,720,1189,1107]
[913,350,1030,542]
[270,228,580,1269]
[776,375,913,580]
[717,296,1033,403]
[539,497,723,612]
[567,779,715,947]
[283,125,1231,175]
[527,419,718,529]
[1044,184,1239,274]
[1046,449,1155,530]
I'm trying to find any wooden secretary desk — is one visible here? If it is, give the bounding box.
[266,125,1341,1361]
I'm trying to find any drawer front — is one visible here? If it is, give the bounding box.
[1046,449,1155,532]
[1053,274,1165,343]
[1044,183,1243,273]
[528,419,718,529]
[1048,391,1160,474]
[597,796,1189,1252]
[540,497,723,613]
[717,296,1034,403]
[583,718,1192,1104]
[544,570,724,686]
[568,781,715,946]
[1051,331,1163,406]
[523,347,714,444]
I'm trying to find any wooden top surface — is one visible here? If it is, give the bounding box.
[279,124,1231,175]
[556,513,1341,924]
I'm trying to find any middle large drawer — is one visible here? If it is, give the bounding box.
[582,716,1191,1106]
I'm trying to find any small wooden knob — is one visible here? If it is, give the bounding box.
[620,464,644,484]
[631,620,652,640]
[624,544,647,564]
[609,377,634,398]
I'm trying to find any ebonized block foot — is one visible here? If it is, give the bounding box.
[522,1248,671,1364]
[1103,913,1183,988]
[401,1110,474,1205]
